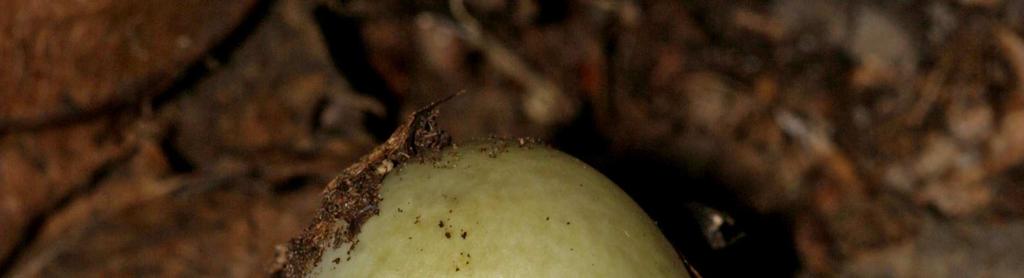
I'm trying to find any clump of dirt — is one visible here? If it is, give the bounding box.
[271,97,454,277]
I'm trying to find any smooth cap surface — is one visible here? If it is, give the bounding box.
[311,141,688,277]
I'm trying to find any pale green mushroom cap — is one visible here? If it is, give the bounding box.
[311,141,689,277]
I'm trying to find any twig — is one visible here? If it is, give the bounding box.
[447,0,570,126]
[996,27,1024,93]
[776,110,866,193]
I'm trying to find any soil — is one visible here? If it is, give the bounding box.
[4,0,1024,277]
[272,97,452,277]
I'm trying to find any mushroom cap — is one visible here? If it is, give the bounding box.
[311,140,688,277]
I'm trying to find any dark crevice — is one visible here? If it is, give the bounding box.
[0,75,160,134]
[273,175,315,194]
[313,5,401,142]
[533,0,570,26]
[0,151,130,276]
[601,13,621,119]
[151,0,276,109]
[464,49,486,78]
[159,127,196,173]
[550,105,799,278]
[550,105,610,162]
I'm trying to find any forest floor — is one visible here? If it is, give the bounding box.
[4,0,1024,276]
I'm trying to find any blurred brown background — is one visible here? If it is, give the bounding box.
[4,0,1024,276]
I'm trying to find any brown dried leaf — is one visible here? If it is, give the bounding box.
[0,0,258,130]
